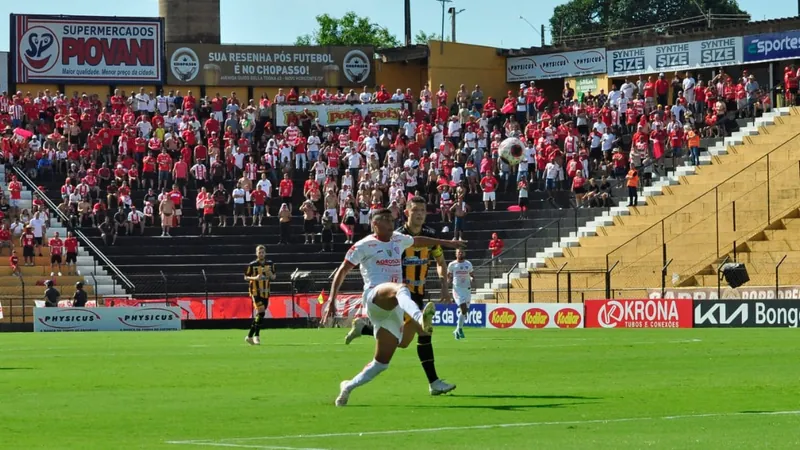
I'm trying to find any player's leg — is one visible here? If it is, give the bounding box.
[336,287,402,406]
[413,292,456,395]
[349,283,432,342]
[456,300,469,339]
[246,297,267,345]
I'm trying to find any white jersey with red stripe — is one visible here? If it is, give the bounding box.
[345,232,414,291]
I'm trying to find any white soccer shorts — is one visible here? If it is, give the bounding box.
[483,191,496,202]
[363,285,404,342]
[453,288,472,306]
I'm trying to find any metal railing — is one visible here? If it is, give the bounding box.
[599,130,800,291]
[11,166,135,295]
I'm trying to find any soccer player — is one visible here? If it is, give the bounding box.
[323,208,465,406]
[345,196,457,395]
[244,245,275,345]
[447,249,474,340]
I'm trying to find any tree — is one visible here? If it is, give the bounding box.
[414,31,443,45]
[549,0,747,43]
[295,12,400,48]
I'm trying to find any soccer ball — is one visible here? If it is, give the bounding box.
[498,137,525,166]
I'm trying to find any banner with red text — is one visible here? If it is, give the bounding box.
[11,14,164,83]
[105,294,363,320]
[485,303,583,329]
[274,103,403,127]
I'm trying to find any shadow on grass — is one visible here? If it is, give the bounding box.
[348,401,600,411]
[452,394,601,400]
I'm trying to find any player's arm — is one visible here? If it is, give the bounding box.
[243,265,260,282]
[434,251,450,303]
[413,235,466,250]
[323,259,356,322]
[267,263,277,281]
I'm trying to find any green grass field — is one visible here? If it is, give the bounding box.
[2,327,800,449]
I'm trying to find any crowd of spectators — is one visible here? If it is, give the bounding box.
[0,65,774,251]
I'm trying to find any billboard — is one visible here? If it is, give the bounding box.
[584,299,693,328]
[167,44,374,87]
[648,286,800,300]
[485,303,583,329]
[744,30,800,63]
[274,103,402,127]
[433,303,486,328]
[606,37,743,77]
[694,300,800,328]
[33,306,181,332]
[0,52,7,93]
[507,48,606,82]
[10,14,164,84]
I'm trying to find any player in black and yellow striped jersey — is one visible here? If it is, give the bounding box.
[346,196,456,395]
[244,245,275,345]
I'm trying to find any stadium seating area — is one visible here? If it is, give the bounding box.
[496,107,800,302]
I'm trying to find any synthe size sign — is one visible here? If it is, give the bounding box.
[693,300,800,328]
[607,37,742,77]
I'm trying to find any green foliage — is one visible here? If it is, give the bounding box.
[415,31,443,45]
[549,0,747,43]
[295,11,401,48]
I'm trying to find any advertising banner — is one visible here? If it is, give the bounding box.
[743,30,800,63]
[648,286,800,300]
[106,294,363,320]
[33,306,181,332]
[584,299,693,328]
[274,103,402,127]
[10,14,164,84]
[607,37,743,77]
[0,52,7,93]
[432,303,486,328]
[167,44,374,87]
[694,300,800,328]
[507,48,606,82]
[484,303,583,329]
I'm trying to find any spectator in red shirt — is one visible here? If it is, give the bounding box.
[489,233,504,266]
[250,187,267,226]
[655,73,670,107]
[173,155,189,197]
[64,231,79,275]
[48,231,64,276]
[279,173,293,212]
[9,249,20,277]
[157,148,173,191]
[480,171,498,211]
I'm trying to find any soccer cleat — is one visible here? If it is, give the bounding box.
[245,336,255,345]
[335,380,351,406]
[252,336,261,345]
[421,302,436,334]
[453,329,461,340]
[345,317,367,345]
[429,379,457,396]
[458,329,465,340]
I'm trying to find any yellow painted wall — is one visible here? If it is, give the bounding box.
[375,60,427,96]
[427,41,507,102]
[161,85,201,96]
[15,84,59,95]
[65,85,111,98]
[115,85,156,97]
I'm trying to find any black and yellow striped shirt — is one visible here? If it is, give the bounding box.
[398,225,443,296]
[245,259,274,298]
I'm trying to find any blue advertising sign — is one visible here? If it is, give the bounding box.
[432,303,486,328]
[744,31,800,63]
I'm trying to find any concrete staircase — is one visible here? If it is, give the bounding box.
[476,107,796,302]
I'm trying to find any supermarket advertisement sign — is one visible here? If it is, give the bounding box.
[11,14,164,83]
[486,303,583,329]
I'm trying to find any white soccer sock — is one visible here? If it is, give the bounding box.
[346,359,389,390]
[457,309,465,330]
[395,285,422,322]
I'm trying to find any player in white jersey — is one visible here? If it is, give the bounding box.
[323,209,466,406]
[447,249,474,340]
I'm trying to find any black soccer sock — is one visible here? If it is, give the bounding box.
[249,312,265,338]
[417,335,439,384]
[361,325,374,336]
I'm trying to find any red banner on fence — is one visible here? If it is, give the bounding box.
[105,294,363,320]
[584,299,693,328]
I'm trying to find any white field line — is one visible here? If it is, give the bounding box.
[166,409,800,446]
[165,443,328,450]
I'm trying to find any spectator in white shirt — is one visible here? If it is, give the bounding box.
[359,87,373,103]
[127,206,145,235]
[135,88,150,113]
